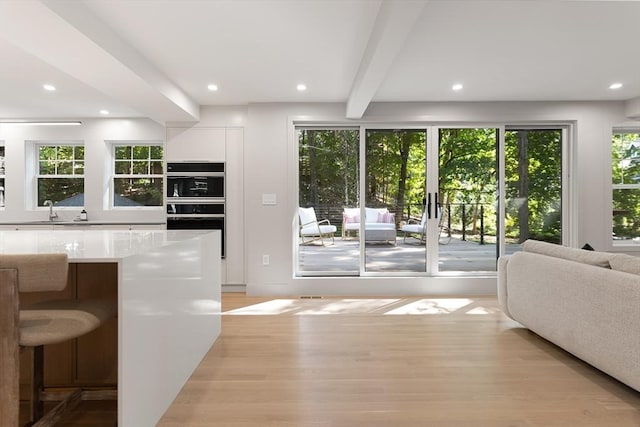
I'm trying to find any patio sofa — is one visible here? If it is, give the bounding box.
[497,239,640,392]
[342,207,396,245]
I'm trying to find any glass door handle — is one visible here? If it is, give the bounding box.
[427,193,432,219]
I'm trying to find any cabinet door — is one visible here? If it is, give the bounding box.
[225,128,245,284]
[166,127,226,162]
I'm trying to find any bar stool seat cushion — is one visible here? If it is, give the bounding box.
[20,299,116,347]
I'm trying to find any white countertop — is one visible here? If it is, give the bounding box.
[0,229,212,262]
[0,220,165,225]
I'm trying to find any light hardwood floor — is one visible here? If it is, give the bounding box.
[24,293,640,426]
[157,294,640,427]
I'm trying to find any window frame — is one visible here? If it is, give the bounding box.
[109,141,164,210]
[34,142,85,208]
[611,128,640,246]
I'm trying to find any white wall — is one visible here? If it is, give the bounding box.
[0,118,165,223]
[244,101,635,296]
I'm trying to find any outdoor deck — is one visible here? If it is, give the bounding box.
[298,234,522,273]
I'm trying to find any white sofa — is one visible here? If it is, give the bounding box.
[342,207,396,245]
[498,239,640,392]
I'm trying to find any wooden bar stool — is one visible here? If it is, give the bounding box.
[0,253,116,426]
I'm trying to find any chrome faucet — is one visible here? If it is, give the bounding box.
[43,200,58,221]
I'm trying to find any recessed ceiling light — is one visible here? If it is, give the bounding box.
[609,82,623,90]
[452,83,463,91]
[100,110,109,115]
[297,83,307,91]
[207,84,218,91]
[43,84,56,91]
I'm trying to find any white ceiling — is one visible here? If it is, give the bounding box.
[0,0,639,123]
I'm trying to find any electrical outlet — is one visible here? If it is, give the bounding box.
[262,255,270,265]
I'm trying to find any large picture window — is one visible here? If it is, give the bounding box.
[612,128,640,242]
[37,144,84,207]
[112,143,163,207]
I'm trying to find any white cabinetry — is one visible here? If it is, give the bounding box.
[165,128,226,162]
[225,128,244,285]
[164,126,245,287]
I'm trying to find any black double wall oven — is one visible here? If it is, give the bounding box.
[166,162,225,257]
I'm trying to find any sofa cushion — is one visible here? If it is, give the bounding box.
[365,207,387,223]
[377,211,395,223]
[522,239,612,268]
[609,253,640,275]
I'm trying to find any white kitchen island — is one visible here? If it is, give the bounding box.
[0,229,221,427]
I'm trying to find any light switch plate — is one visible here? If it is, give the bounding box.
[262,193,277,205]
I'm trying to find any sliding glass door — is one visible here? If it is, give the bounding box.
[296,124,566,277]
[297,128,360,275]
[504,128,564,249]
[364,129,427,273]
[436,127,499,273]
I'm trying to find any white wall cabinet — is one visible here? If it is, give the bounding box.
[165,127,226,162]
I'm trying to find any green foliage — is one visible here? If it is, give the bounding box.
[114,178,163,206]
[612,132,640,239]
[298,129,359,207]
[438,128,497,234]
[504,130,562,242]
[298,127,563,242]
[37,145,85,206]
[112,145,164,206]
[365,130,425,213]
[38,178,83,206]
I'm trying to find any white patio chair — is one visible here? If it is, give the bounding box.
[298,207,337,246]
[401,211,427,244]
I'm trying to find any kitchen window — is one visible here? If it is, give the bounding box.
[112,143,163,207]
[36,144,84,207]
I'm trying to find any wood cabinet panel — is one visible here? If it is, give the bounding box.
[76,263,118,385]
[19,263,118,396]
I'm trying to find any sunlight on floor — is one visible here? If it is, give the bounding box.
[384,298,473,314]
[224,298,495,315]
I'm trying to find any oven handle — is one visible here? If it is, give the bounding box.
[166,172,225,177]
[167,214,225,219]
[166,197,225,203]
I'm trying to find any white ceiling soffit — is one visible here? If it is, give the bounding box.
[346,0,428,119]
[0,0,199,124]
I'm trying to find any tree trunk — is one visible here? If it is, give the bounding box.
[308,130,319,207]
[395,132,411,224]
